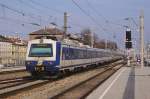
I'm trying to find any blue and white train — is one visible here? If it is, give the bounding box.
[25,38,123,76]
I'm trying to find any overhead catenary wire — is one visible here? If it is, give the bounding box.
[0,18,41,35]
[82,0,123,32]
[0,16,42,28]
[85,0,114,34]
[86,0,108,22]
[0,0,123,36]
[29,0,99,32]
[0,1,64,33]
[0,3,24,16]
[29,0,63,14]
[0,1,63,37]
[1,4,6,17]
[29,0,87,30]
[0,4,43,28]
[18,0,42,12]
[0,2,38,26]
[71,0,106,32]
[17,0,64,25]
[17,0,52,17]
[130,17,138,28]
[86,0,126,28]
[0,2,49,26]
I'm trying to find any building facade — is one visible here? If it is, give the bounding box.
[12,43,27,66]
[0,41,13,66]
[0,35,27,66]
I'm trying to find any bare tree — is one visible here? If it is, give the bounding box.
[81,28,92,46]
[80,28,118,50]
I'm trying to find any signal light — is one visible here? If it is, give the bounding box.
[125,30,132,49]
[126,30,131,41]
[125,41,132,49]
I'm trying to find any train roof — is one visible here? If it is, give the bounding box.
[28,38,120,53]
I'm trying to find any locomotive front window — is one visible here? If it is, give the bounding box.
[29,44,53,57]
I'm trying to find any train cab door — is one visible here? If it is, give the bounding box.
[55,42,61,66]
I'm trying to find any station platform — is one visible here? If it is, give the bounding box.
[86,66,150,99]
[0,66,25,73]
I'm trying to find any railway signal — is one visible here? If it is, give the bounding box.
[126,30,131,41]
[125,29,132,66]
[125,29,132,49]
[125,41,132,49]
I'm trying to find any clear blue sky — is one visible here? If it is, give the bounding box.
[0,0,149,49]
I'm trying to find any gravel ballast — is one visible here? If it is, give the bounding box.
[5,67,106,99]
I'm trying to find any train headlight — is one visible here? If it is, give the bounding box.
[47,61,53,65]
[37,60,43,66]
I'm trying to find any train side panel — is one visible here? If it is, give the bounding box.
[59,45,115,69]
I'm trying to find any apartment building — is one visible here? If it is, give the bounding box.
[0,40,13,66]
[0,35,27,66]
[12,43,27,66]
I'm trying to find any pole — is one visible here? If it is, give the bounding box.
[126,28,131,66]
[140,10,144,68]
[105,39,107,49]
[127,49,130,66]
[91,32,94,48]
[64,12,67,39]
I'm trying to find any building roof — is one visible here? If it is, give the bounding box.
[29,28,64,35]
[0,35,11,42]
[0,35,27,45]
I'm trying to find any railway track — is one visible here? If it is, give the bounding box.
[0,69,30,82]
[50,62,123,99]
[0,59,125,98]
[0,78,50,98]
[0,76,33,90]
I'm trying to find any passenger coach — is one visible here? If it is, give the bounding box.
[25,38,122,76]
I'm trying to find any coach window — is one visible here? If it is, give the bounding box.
[67,48,69,59]
[62,48,65,60]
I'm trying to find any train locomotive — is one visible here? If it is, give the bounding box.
[25,38,123,76]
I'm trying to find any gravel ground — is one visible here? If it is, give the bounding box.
[5,67,107,99]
